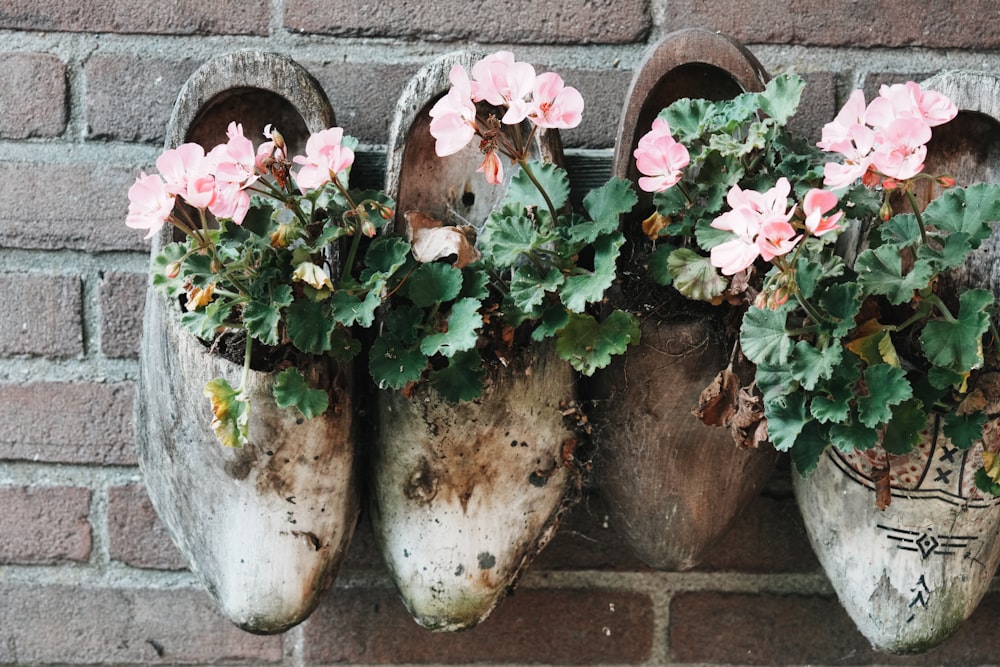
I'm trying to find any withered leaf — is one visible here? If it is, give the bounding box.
[405,210,481,268]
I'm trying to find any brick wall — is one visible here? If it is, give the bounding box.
[2,1,1000,665]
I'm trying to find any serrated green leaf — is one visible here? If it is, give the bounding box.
[829,417,880,453]
[758,74,805,127]
[943,410,987,450]
[152,242,188,298]
[975,467,1000,495]
[330,287,382,327]
[857,364,912,428]
[855,244,935,304]
[241,202,274,236]
[243,299,282,346]
[362,235,411,281]
[203,377,249,448]
[180,298,232,340]
[809,355,861,424]
[917,231,973,272]
[646,244,676,286]
[882,399,927,454]
[555,310,640,375]
[480,214,541,268]
[510,265,564,314]
[420,298,482,357]
[667,247,727,302]
[740,306,793,366]
[789,340,843,391]
[286,298,335,354]
[582,177,638,228]
[560,232,624,312]
[661,98,717,142]
[504,161,570,211]
[789,420,830,476]
[922,182,1000,247]
[272,367,328,419]
[920,288,993,374]
[530,304,570,341]
[428,349,484,402]
[879,213,921,245]
[369,334,428,390]
[765,391,809,452]
[405,263,463,308]
[459,266,490,300]
[817,282,862,337]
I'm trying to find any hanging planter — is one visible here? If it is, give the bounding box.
[134,51,367,634]
[793,70,1000,654]
[590,29,777,570]
[368,51,640,630]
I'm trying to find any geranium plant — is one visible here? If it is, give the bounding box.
[633,74,1000,496]
[127,122,400,447]
[367,51,642,401]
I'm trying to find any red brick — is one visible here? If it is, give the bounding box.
[86,55,200,143]
[0,273,82,358]
[107,484,187,570]
[863,72,934,100]
[669,591,874,665]
[0,53,66,138]
[788,71,838,144]
[0,0,269,35]
[560,68,632,148]
[0,161,146,252]
[666,1,1000,49]
[285,0,649,44]
[0,382,136,465]
[100,271,146,359]
[0,584,281,664]
[304,587,653,664]
[0,486,92,564]
[534,491,648,571]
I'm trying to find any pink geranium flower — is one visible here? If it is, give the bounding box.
[477,150,504,185]
[429,65,478,157]
[710,207,763,275]
[528,72,584,129]
[126,172,175,239]
[633,119,690,192]
[757,220,801,262]
[470,51,536,124]
[869,117,931,180]
[802,188,843,236]
[292,126,356,191]
[818,90,867,154]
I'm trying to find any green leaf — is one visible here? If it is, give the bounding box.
[646,244,676,286]
[459,266,490,300]
[765,392,810,452]
[555,310,640,375]
[428,350,484,402]
[530,304,570,341]
[857,364,912,428]
[662,98,717,142]
[420,298,483,357]
[405,263,463,308]
[667,248,727,302]
[272,367,328,420]
[975,467,1000,495]
[241,202,274,236]
[854,244,934,305]
[789,340,843,391]
[180,298,232,340]
[243,299,283,346]
[330,287,382,327]
[920,288,993,374]
[510,265,564,314]
[789,420,830,476]
[917,231,973,272]
[817,282,862,338]
[922,182,1000,247]
[480,214,541,268]
[504,161,570,211]
[151,242,188,297]
[368,334,427,390]
[362,235,411,281]
[740,306,793,366]
[809,356,861,424]
[582,177,637,228]
[758,74,805,127]
[829,417,880,453]
[560,232,624,312]
[879,213,921,245]
[943,410,987,450]
[882,399,927,454]
[286,299,335,354]
[203,377,249,448]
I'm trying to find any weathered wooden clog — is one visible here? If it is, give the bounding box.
[793,70,1000,654]
[591,29,777,571]
[136,51,359,634]
[371,52,577,631]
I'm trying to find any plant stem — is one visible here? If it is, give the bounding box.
[518,159,559,225]
[905,189,929,245]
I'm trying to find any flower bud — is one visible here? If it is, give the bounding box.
[881,178,899,191]
[166,261,181,279]
[879,200,893,221]
[937,175,956,188]
[361,218,378,238]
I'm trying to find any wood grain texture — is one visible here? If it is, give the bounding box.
[136,51,358,634]
[794,70,1000,654]
[594,29,776,571]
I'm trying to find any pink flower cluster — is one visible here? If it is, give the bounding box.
[633,118,690,192]
[126,122,355,239]
[709,178,843,276]
[428,51,584,184]
[819,82,958,189]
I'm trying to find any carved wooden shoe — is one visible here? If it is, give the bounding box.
[371,52,577,631]
[591,29,777,571]
[136,52,359,634]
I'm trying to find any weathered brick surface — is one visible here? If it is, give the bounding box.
[86,55,201,143]
[0,382,136,465]
[0,273,83,359]
[0,0,269,35]
[304,587,654,664]
[0,584,282,664]
[670,590,1000,665]
[667,1,1000,49]
[0,486,92,564]
[562,68,632,148]
[100,271,146,359]
[107,484,187,570]
[0,53,66,139]
[285,0,650,44]
[0,162,146,252]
